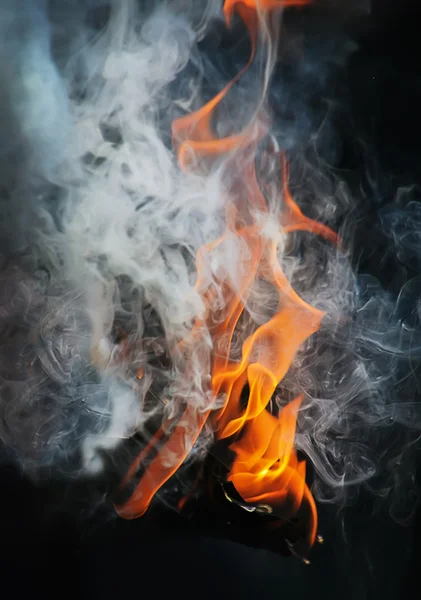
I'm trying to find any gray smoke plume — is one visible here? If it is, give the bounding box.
[0,0,420,524]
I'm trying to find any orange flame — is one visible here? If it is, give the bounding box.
[116,0,337,556]
[224,0,310,26]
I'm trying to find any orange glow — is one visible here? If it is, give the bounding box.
[115,0,337,556]
[224,0,310,27]
[227,396,315,519]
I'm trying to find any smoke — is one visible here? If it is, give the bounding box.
[0,0,220,476]
[0,0,420,525]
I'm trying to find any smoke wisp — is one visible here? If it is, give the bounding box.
[0,0,420,527]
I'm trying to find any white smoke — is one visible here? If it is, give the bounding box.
[0,0,224,476]
[0,0,419,525]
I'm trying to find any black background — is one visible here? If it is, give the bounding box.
[1,1,421,598]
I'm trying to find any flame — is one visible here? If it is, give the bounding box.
[116,0,338,556]
[223,0,310,30]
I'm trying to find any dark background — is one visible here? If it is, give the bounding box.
[1,1,421,598]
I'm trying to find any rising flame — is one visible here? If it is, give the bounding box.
[115,0,339,556]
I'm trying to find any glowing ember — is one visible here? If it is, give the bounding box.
[115,0,339,556]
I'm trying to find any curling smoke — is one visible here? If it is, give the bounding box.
[0,0,420,529]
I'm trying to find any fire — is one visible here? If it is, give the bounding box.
[115,0,339,557]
